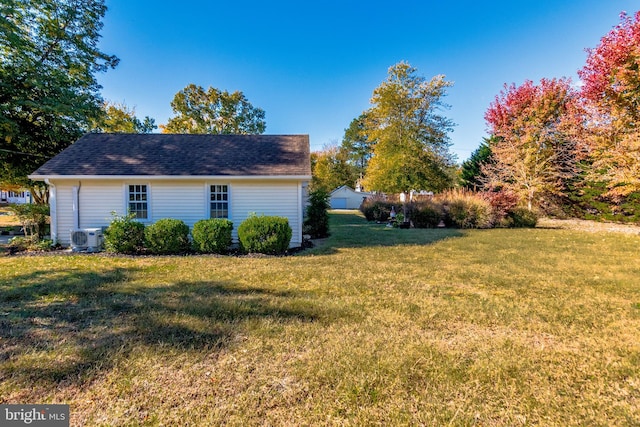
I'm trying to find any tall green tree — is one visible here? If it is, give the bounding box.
[90,102,156,133]
[0,0,118,203]
[340,112,375,179]
[362,62,456,193]
[161,84,266,134]
[459,137,494,190]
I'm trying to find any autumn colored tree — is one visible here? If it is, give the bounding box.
[578,11,640,197]
[483,78,583,211]
[362,62,456,193]
[90,102,156,133]
[161,84,266,134]
[0,0,118,203]
[310,144,357,192]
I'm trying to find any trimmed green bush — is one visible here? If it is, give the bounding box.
[144,218,191,255]
[509,208,538,228]
[237,215,292,255]
[192,218,233,254]
[304,188,330,238]
[104,212,145,254]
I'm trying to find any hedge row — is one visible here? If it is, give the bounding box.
[104,213,291,255]
[360,189,538,229]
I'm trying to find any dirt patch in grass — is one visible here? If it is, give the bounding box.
[538,217,640,234]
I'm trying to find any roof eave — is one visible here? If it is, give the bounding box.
[29,174,312,181]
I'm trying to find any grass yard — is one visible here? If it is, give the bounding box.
[0,206,19,227]
[1,211,639,426]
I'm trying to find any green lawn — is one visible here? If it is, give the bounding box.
[1,211,639,426]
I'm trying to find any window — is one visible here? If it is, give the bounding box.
[210,185,229,218]
[128,184,148,219]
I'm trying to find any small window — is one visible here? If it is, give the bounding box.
[210,185,228,218]
[128,184,148,219]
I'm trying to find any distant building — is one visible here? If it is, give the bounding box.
[329,185,372,209]
[0,189,32,204]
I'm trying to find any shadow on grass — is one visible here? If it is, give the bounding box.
[304,211,464,255]
[0,267,332,393]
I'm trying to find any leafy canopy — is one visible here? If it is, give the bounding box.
[578,11,640,197]
[90,101,156,133]
[483,78,583,211]
[0,0,118,201]
[362,62,456,194]
[340,112,375,175]
[310,144,357,192]
[161,84,266,134]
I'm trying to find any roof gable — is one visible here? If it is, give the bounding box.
[31,134,311,178]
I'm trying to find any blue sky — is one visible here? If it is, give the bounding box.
[97,1,638,161]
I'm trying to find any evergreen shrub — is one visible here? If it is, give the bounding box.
[304,188,330,238]
[406,201,443,228]
[104,212,145,254]
[359,197,394,222]
[144,218,191,255]
[238,215,292,254]
[509,208,538,228]
[192,218,233,254]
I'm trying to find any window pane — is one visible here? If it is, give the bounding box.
[128,185,148,219]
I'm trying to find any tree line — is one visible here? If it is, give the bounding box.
[2,1,639,222]
[315,11,640,221]
[459,11,640,219]
[0,0,266,202]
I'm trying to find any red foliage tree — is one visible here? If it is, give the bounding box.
[483,78,583,211]
[578,11,640,197]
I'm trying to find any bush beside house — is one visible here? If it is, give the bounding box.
[144,218,191,255]
[192,218,233,254]
[238,215,292,255]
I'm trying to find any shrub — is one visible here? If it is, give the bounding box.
[406,201,443,228]
[192,218,233,254]
[6,236,55,253]
[509,208,538,228]
[304,188,330,238]
[237,215,292,255]
[437,189,494,229]
[8,203,49,240]
[360,197,394,222]
[482,189,519,227]
[104,212,145,254]
[145,218,191,255]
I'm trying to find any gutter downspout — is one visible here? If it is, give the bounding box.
[44,179,57,244]
[72,181,81,230]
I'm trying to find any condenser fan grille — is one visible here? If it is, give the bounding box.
[71,230,88,246]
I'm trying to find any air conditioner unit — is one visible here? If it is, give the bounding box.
[70,228,104,252]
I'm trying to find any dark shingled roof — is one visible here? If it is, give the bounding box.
[31,134,311,177]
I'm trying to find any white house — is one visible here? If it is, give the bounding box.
[29,133,311,247]
[329,185,372,209]
[1,189,32,204]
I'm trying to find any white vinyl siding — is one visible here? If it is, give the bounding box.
[48,178,305,248]
[80,182,123,227]
[150,181,205,228]
[53,183,75,246]
[231,181,302,246]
